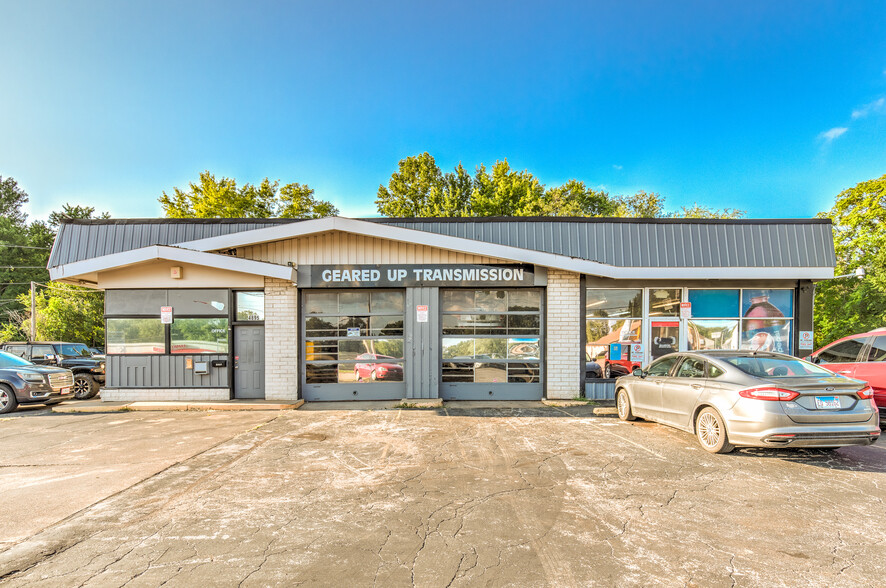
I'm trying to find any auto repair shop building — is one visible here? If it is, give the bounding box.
[47,217,835,403]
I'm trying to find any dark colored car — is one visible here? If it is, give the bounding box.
[585,352,602,379]
[809,328,886,418]
[0,350,74,414]
[1,342,105,399]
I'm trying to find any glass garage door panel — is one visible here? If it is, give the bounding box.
[440,289,543,400]
[302,290,406,401]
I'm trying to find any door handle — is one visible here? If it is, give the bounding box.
[691,384,703,390]
[838,370,852,374]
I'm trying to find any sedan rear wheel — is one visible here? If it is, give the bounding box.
[616,389,636,421]
[0,385,18,415]
[695,407,734,454]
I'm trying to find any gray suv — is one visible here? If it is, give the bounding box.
[1,342,105,399]
[0,350,74,413]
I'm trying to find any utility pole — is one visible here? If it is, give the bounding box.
[30,281,36,340]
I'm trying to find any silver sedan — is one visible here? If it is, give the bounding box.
[614,350,881,453]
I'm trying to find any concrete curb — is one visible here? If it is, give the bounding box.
[126,400,304,411]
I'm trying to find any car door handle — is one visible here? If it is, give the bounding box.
[838,370,852,374]
[691,384,703,390]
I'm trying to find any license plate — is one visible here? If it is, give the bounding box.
[814,396,840,409]
[60,387,71,395]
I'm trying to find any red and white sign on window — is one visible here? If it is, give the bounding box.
[680,302,692,318]
[416,305,429,323]
[160,306,173,324]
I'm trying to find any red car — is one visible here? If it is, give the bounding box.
[354,354,403,382]
[809,328,886,417]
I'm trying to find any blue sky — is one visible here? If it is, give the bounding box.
[2,1,885,221]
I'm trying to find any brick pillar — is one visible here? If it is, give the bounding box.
[545,269,582,400]
[264,277,299,401]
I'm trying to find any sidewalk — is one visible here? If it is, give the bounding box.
[52,399,304,413]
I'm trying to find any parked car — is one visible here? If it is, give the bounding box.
[354,354,404,382]
[0,350,74,414]
[614,350,880,453]
[808,328,886,419]
[0,342,105,399]
[585,352,602,379]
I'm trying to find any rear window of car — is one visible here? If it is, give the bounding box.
[723,356,834,378]
[0,351,34,368]
[866,336,886,362]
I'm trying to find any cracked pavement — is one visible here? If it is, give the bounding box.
[1,403,885,586]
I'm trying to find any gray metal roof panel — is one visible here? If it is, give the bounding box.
[48,217,835,270]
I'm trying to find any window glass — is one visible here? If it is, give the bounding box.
[586,319,642,365]
[586,289,642,318]
[107,318,165,354]
[688,320,739,351]
[687,290,740,318]
[339,292,369,315]
[170,318,229,354]
[676,358,706,378]
[105,289,167,315]
[305,292,338,315]
[370,291,404,314]
[647,356,679,376]
[508,338,540,359]
[709,364,725,378]
[305,316,338,338]
[5,345,27,358]
[30,345,55,359]
[508,290,540,312]
[0,351,33,368]
[817,338,866,364]
[724,356,833,378]
[369,316,404,336]
[305,340,337,361]
[168,290,228,315]
[236,292,264,321]
[741,319,792,354]
[741,289,793,319]
[866,336,886,362]
[58,344,91,357]
[441,290,475,312]
[475,290,507,312]
[507,314,540,335]
[648,289,682,317]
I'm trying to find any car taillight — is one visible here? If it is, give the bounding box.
[738,387,800,401]
[857,386,874,399]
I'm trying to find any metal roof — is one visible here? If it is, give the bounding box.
[48,217,834,270]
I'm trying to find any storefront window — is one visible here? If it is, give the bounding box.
[687,319,739,350]
[106,318,165,354]
[687,289,739,318]
[586,289,642,375]
[685,288,794,353]
[648,288,682,316]
[441,289,542,384]
[303,291,406,384]
[170,318,229,354]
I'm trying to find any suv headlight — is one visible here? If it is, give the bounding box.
[99,362,105,372]
[17,372,44,383]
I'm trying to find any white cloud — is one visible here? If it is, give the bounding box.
[819,127,848,142]
[851,97,886,119]
[612,164,623,170]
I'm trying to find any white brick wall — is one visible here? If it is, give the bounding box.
[264,277,300,401]
[545,269,582,400]
[101,388,229,401]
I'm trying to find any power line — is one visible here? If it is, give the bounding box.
[0,244,50,250]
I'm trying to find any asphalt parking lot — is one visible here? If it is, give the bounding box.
[1,403,884,587]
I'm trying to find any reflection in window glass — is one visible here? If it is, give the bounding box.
[370,291,405,314]
[867,336,886,362]
[508,290,540,312]
[586,319,642,361]
[305,340,337,361]
[305,317,337,338]
[171,318,229,354]
[236,292,264,321]
[507,314,540,335]
[586,289,642,318]
[741,319,792,354]
[305,292,337,314]
[741,289,793,319]
[106,319,165,354]
[441,290,475,312]
[369,316,404,336]
[648,289,682,316]
[476,290,507,312]
[168,290,227,315]
[508,339,540,359]
[687,320,739,350]
[817,339,865,364]
[348,359,404,383]
[687,290,739,318]
[474,363,507,383]
[339,292,370,315]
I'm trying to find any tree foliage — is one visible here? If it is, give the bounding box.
[0,180,108,344]
[159,171,339,219]
[375,153,741,219]
[814,174,886,346]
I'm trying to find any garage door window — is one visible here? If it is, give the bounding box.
[303,290,405,384]
[441,289,542,383]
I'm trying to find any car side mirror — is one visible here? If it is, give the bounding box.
[632,367,646,378]
[809,355,821,364]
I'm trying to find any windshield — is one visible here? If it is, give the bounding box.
[58,344,92,357]
[0,351,35,368]
[722,356,836,378]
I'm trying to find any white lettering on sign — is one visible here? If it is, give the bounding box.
[316,265,527,285]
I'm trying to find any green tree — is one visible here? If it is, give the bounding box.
[543,180,617,217]
[471,160,547,217]
[48,203,112,228]
[675,203,746,219]
[375,153,449,217]
[613,191,668,218]
[814,174,886,346]
[0,176,29,226]
[159,171,339,219]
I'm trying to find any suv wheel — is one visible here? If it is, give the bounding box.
[0,384,18,414]
[73,374,99,400]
